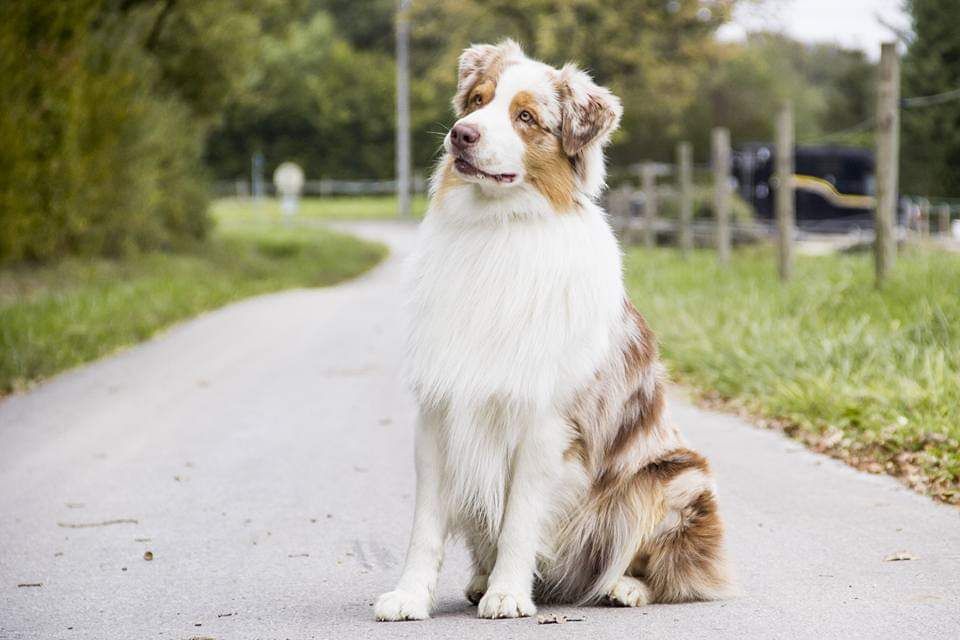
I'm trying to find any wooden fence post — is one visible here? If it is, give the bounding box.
[641,162,657,248]
[712,127,732,265]
[607,184,634,241]
[775,102,795,281]
[677,142,694,255]
[940,204,951,235]
[874,42,900,285]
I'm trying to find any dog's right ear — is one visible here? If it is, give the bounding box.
[453,39,523,116]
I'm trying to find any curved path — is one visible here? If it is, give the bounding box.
[1,220,957,640]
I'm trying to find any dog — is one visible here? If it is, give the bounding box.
[375,39,731,621]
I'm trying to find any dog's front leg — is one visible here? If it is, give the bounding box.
[478,415,564,619]
[375,413,447,621]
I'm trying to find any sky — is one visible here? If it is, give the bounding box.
[717,0,911,59]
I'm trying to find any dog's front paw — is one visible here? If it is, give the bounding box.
[465,574,488,605]
[374,589,430,621]
[477,589,536,619]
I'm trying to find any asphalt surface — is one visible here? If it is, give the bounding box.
[1,220,958,640]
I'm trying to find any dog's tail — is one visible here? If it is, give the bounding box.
[538,473,666,605]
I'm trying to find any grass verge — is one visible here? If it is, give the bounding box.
[0,212,386,394]
[625,245,960,505]
[212,194,429,221]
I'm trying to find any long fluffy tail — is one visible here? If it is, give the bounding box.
[538,474,666,605]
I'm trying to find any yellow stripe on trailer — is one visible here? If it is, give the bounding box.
[792,174,876,209]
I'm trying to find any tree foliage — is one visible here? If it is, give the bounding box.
[204,0,881,180]
[205,12,397,180]
[0,0,272,264]
[408,0,734,167]
[902,0,960,197]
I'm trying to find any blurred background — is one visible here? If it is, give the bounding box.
[1,1,958,503]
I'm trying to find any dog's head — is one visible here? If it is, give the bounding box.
[442,40,622,209]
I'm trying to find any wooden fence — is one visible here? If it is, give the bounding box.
[606,41,958,287]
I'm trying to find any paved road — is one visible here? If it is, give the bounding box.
[1,220,958,640]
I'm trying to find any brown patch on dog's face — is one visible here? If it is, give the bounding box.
[453,40,520,116]
[463,78,497,114]
[510,90,576,210]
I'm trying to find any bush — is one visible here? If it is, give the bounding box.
[0,2,211,265]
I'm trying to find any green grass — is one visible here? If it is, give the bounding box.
[625,245,960,504]
[0,209,387,394]
[211,194,429,221]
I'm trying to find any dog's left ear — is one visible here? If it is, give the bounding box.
[557,64,623,157]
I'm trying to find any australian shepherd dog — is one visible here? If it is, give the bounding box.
[375,40,731,621]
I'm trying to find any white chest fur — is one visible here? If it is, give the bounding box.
[404,201,625,413]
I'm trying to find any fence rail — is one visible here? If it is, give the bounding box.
[214,175,428,198]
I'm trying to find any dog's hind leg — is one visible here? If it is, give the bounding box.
[604,575,651,607]
[637,451,731,604]
[464,527,496,604]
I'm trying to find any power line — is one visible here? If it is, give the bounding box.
[799,84,960,144]
[801,116,876,145]
[901,86,960,108]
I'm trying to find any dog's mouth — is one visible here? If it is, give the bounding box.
[454,156,517,184]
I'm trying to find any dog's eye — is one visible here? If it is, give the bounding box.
[518,110,533,123]
[473,94,483,106]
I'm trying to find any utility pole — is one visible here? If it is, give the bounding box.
[874,42,900,285]
[395,0,412,217]
[712,127,731,265]
[677,142,693,256]
[775,102,795,281]
[641,162,657,248]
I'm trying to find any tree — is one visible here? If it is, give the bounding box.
[204,12,396,180]
[902,0,960,197]
[0,0,275,263]
[409,0,736,167]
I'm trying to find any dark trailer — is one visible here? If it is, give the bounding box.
[734,144,877,233]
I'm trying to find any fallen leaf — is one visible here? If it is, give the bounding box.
[884,551,917,561]
[537,614,584,624]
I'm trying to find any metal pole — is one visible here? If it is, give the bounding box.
[395,0,412,217]
[775,102,796,281]
[677,142,693,256]
[874,42,900,285]
[641,163,657,248]
[712,127,731,265]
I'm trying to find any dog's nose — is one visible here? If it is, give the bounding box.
[450,123,480,151]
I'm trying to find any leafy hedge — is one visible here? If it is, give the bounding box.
[0,2,210,265]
